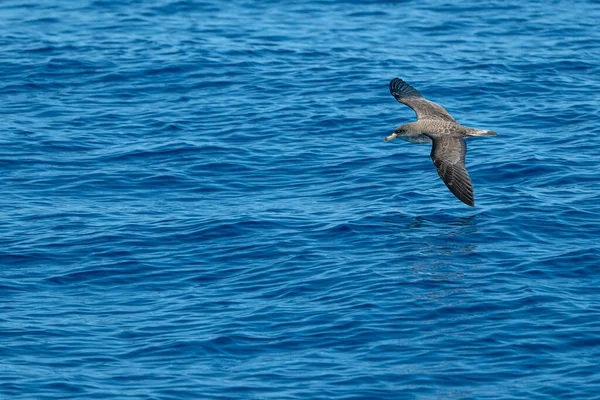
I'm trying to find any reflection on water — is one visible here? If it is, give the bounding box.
[376,212,481,309]
[407,214,478,234]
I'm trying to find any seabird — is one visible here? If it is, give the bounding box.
[385,78,497,207]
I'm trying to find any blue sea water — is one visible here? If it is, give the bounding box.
[1,0,600,398]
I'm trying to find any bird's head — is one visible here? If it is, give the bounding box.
[384,126,405,142]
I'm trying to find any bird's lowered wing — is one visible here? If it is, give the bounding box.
[390,78,457,123]
[430,136,474,206]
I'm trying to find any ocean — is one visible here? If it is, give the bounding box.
[1,0,600,398]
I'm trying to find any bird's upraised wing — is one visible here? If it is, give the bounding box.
[430,136,474,206]
[390,78,457,123]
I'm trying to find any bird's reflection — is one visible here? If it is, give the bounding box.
[377,211,481,309]
[404,213,478,237]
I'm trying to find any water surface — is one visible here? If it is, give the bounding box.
[1,0,600,398]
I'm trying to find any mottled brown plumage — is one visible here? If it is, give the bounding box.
[385,78,497,207]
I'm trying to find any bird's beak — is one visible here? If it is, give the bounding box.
[384,133,398,142]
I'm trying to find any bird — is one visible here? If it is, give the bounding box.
[385,78,496,207]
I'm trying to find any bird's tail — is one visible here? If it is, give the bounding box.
[468,129,497,137]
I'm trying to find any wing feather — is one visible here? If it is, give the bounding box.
[430,136,474,206]
[390,78,457,123]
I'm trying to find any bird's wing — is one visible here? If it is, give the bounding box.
[430,136,474,206]
[390,78,457,123]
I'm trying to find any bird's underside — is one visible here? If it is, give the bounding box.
[386,78,496,207]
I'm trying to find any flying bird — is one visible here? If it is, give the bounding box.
[385,78,496,206]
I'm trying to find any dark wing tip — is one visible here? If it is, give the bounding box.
[448,177,475,207]
[445,183,474,207]
[432,159,475,207]
[389,77,421,98]
[463,194,475,207]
